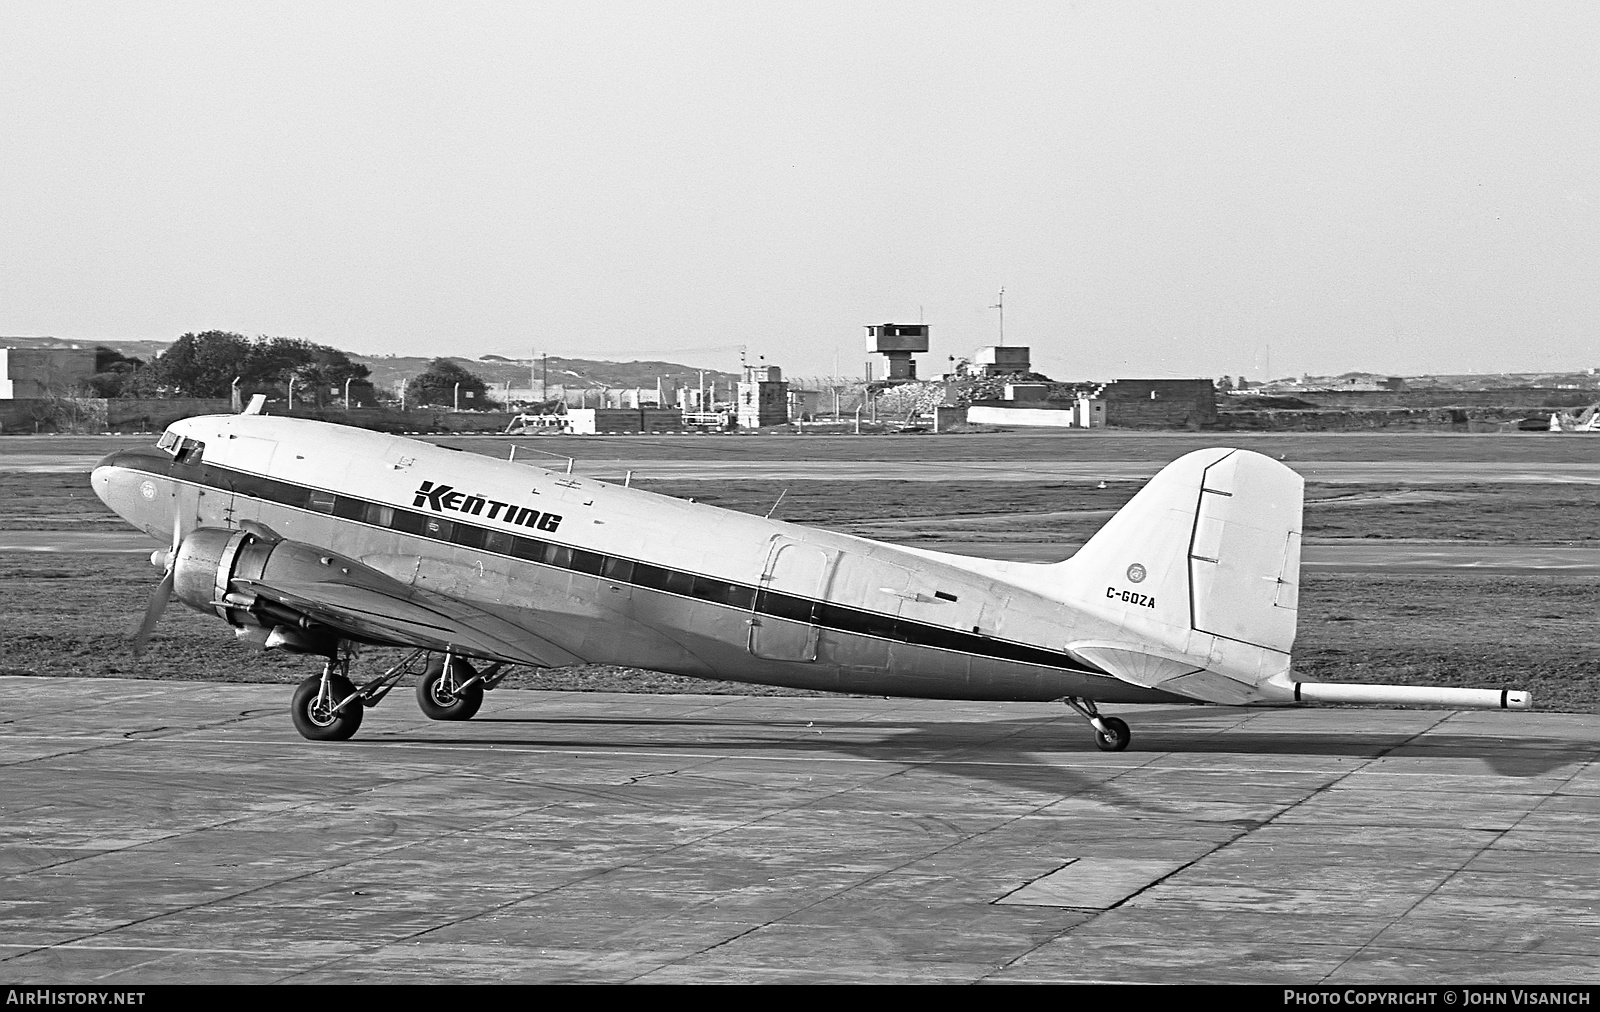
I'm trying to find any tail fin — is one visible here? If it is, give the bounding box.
[1056,448,1304,703]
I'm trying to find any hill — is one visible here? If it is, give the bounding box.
[353,355,739,395]
[0,335,171,362]
[0,336,739,394]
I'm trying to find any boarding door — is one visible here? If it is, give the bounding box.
[749,537,835,662]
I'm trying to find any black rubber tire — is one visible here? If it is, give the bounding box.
[291,673,364,741]
[416,656,484,721]
[1093,716,1131,752]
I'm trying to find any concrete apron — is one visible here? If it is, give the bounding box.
[0,676,1596,984]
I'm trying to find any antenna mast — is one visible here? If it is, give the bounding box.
[990,287,1005,346]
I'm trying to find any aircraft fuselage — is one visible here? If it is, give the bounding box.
[92,416,1183,705]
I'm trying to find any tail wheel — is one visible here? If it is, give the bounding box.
[416,656,484,721]
[291,673,364,741]
[1094,716,1131,752]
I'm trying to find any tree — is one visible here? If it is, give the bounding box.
[405,358,497,409]
[151,331,255,397]
[253,337,370,407]
[151,332,371,404]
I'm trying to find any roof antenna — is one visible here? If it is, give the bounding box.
[765,488,788,519]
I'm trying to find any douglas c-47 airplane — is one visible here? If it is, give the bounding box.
[91,411,1532,746]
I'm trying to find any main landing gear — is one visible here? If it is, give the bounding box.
[290,662,364,742]
[1062,696,1132,752]
[289,647,514,741]
[416,654,486,721]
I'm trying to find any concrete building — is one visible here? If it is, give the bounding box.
[737,364,789,428]
[1,347,96,399]
[1003,382,1049,402]
[1101,379,1218,428]
[1075,397,1106,427]
[974,345,1030,376]
[565,408,687,435]
[787,388,821,421]
[866,324,929,381]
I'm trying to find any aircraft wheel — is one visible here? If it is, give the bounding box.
[416,657,484,721]
[1093,716,1131,752]
[291,673,364,741]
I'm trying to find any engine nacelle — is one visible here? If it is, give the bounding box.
[168,528,339,654]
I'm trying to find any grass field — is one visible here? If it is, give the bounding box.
[9,427,1600,463]
[2,430,1596,711]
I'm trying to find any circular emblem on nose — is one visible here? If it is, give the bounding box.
[139,480,156,501]
[1126,563,1147,583]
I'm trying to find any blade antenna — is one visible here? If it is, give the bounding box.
[765,489,788,519]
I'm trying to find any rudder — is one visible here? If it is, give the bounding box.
[1055,448,1304,690]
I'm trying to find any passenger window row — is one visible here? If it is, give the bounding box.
[219,466,760,612]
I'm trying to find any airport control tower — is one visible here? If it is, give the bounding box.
[866,324,929,382]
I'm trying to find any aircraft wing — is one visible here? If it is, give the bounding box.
[233,573,583,667]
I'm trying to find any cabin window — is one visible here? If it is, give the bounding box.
[156,429,180,452]
[391,510,427,535]
[424,517,452,540]
[450,524,486,550]
[631,563,670,591]
[308,490,337,514]
[483,531,513,555]
[601,557,634,582]
[694,576,753,609]
[364,503,395,527]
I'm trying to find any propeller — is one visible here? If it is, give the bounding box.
[132,513,183,657]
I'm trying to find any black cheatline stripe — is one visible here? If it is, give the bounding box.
[124,453,1097,676]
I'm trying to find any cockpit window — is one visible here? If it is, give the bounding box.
[157,429,205,464]
[175,438,205,465]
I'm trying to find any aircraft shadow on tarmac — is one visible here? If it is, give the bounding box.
[405,709,1593,782]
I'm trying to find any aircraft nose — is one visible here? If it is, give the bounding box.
[92,449,162,526]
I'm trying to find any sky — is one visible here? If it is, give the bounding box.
[3,1,1598,382]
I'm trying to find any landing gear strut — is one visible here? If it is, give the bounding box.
[1062,696,1131,752]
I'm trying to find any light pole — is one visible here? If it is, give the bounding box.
[453,382,460,412]
[344,377,353,410]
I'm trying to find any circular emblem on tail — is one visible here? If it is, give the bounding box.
[1126,563,1147,583]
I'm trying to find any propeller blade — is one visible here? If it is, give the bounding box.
[132,569,174,657]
